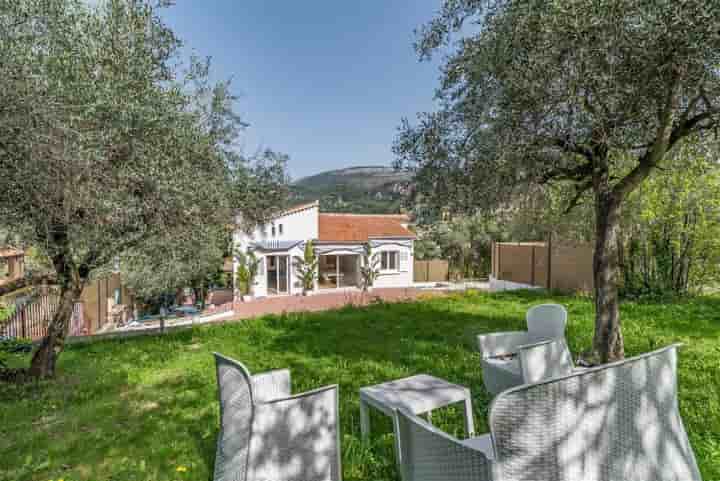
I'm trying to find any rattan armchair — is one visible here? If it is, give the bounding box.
[478,304,567,395]
[517,337,577,384]
[213,353,342,481]
[393,345,702,481]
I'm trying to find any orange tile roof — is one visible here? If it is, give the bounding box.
[318,214,415,242]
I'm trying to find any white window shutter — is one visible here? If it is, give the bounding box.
[400,251,409,272]
[258,257,266,276]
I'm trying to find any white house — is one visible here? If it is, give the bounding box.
[233,201,415,297]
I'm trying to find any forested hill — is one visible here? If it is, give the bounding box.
[290,166,411,214]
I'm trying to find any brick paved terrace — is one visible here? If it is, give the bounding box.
[230,287,443,320]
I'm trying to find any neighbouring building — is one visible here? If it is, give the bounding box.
[78,272,134,334]
[0,248,25,286]
[0,246,133,336]
[233,201,415,297]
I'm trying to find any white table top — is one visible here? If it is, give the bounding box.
[360,374,471,415]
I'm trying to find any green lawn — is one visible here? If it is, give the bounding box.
[2,290,719,481]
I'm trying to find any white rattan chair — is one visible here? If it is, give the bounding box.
[393,408,495,481]
[393,345,702,481]
[213,353,342,481]
[478,304,567,395]
[517,337,576,384]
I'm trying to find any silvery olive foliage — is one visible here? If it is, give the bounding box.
[396,0,720,361]
[0,0,287,376]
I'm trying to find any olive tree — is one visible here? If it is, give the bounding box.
[0,0,285,377]
[396,0,720,362]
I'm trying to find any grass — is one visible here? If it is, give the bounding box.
[1,290,719,481]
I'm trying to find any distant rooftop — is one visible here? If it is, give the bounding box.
[0,248,23,258]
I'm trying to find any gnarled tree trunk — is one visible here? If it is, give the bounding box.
[29,252,85,379]
[592,167,625,363]
[28,283,81,378]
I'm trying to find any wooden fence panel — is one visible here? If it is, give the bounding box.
[493,241,593,292]
[549,243,594,291]
[427,260,449,282]
[414,260,449,282]
[0,295,60,340]
[497,244,536,285]
[413,260,428,282]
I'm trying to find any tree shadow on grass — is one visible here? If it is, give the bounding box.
[2,340,221,481]
[4,290,716,481]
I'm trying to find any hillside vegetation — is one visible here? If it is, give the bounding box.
[291,166,410,213]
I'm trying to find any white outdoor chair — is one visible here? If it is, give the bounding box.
[517,337,576,384]
[478,304,567,395]
[393,344,702,481]
[213,353,342,481]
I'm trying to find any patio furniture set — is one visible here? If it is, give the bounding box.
[212,304,703,481]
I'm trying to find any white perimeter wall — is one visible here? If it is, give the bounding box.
[489,275,543,292]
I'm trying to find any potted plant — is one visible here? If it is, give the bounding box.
[360,243,380,292]
[235,250,260,302]
[294,242,319,295]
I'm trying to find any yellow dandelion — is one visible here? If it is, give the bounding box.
[176,466,188,473]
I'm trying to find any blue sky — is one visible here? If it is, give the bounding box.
[160,1,444,180]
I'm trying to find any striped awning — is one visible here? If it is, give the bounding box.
[250,240,304,252]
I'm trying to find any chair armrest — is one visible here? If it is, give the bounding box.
[518,338,574,384]
[250,385,341,481]
[393,409,494,481]
[477,331,531,358]
[517,339,556,352]
[252,368,291,402]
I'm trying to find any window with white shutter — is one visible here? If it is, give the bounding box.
[381,251,400,272]
[399,251,409,272]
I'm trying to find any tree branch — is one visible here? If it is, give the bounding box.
[679,92,703,127]
[552,137,594,160]
[538,160,594,185]
[669,108,720,148]
[564,179,593,214]
[613,67,684,200]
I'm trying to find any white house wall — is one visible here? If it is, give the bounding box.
[257,206,318,245]
[233,202,416,297]
[371,239,414,288]
[234,205,319,297]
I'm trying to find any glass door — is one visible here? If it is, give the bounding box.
[278,255,289,294]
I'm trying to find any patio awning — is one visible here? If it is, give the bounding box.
[315,244,365,256]
[250,240,304,252]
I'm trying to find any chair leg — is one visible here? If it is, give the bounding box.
[463,396,475,437]
[360,399,371,441]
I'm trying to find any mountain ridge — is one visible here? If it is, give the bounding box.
[290,165,411,214]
